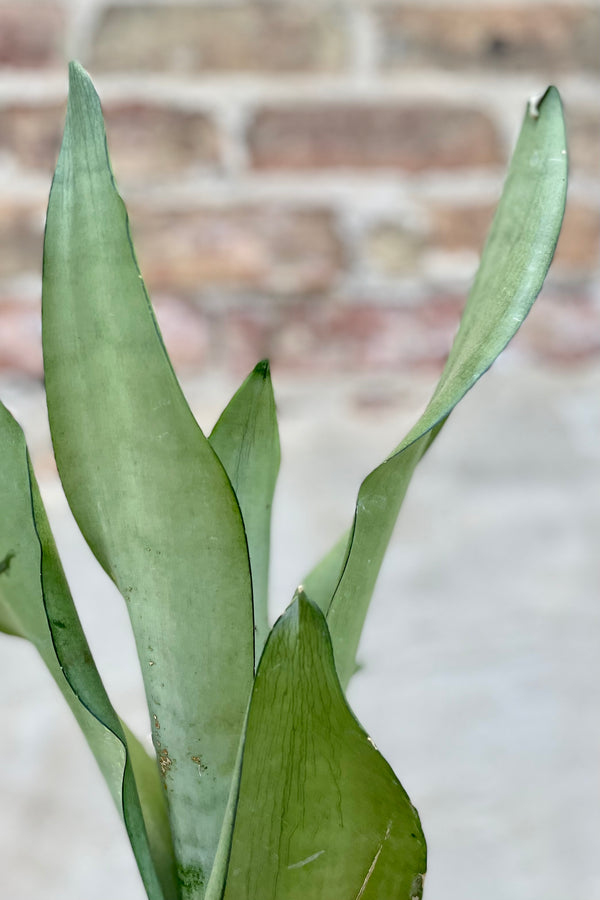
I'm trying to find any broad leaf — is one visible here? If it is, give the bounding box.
[209,360,280,662]
[0,401,178,900]
[308,86,568,687]
[221,590,426,900]
[42,62,254,897]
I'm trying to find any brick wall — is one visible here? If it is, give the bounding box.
[0,0,598,379]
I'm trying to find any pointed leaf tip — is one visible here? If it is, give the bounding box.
[527,85,563,123]
[292,586,318,621]
[280,587,319,640]
[254,359,270,378]
[68,59,84,78]
[67,60,97,103]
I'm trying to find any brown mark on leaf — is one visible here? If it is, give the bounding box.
[191,755,207,775]
[159,748,173,777]
[410,873,425,900]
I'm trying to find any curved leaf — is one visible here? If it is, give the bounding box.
[221,591,426,900]
[317,86,567,687]
[302,425,444,618]
[0,401,178,900]
[42,62,254,896]
[209,360,280,662]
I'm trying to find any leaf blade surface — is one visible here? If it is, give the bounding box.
[318,87,567,687]
[0,401,178,900]
[221,592,426,900]
[42,62,254,896]
[209,360,280,662]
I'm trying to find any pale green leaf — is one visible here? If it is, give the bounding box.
[209,360,280,662]
[0,401,178,900]
[42,62,254,897]
[221,590,426,900]
[311,87,567,688]
[302,423,443,616]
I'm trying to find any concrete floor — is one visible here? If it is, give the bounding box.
[1,357,599,899]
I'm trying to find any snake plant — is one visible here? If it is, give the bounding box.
[0,64,567,900]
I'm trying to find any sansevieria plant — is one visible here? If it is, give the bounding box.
[0,64,567,900]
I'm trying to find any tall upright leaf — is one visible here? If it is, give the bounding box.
[42,62,254,897]
[220,591,426,900]
[209,360,280,661]
[0,401,178,900]
[306,87,568,687]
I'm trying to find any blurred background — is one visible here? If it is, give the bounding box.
[0,1,599,898]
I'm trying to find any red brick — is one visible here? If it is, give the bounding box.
[130,206,343,296]
[364,224,425,276]
[567,108,600,178]
[378,6,600,73]
[0,301,42,377]
[221,297,465,375]
[249,105,503,171]
[553,205,600,272]
[429,204,495,254]
[90,4,347,73]
[0,103,64,172]
[220,288,600,375]
[0,3,65,69]
[104,103,219,182]
[219,311,275,378]
[152,295,210,372]
[519,292,600,364]
[0,294,207,378]
[0,101,219,180]
[0,199,46,278]
[429,202,600,274]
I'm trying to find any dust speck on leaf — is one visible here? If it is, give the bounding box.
[528,93,543,119]
[287,849,325,870]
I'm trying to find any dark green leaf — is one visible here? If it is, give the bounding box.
[221,591,426,900]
